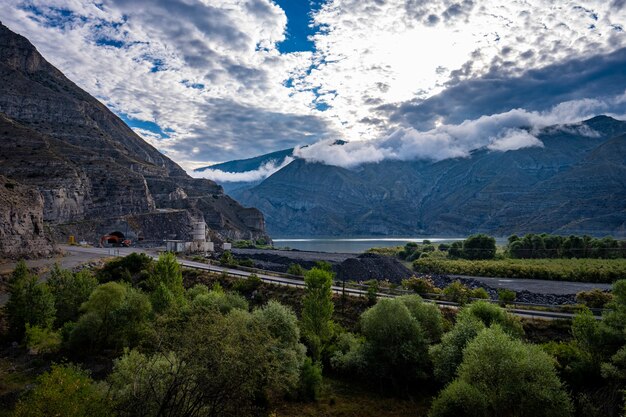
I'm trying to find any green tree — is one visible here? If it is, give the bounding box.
[397,294,444,343]
[48,265,98,326]
[13,364,112,417]
[109,310,286,417]
[462,234,496,260]
[430,301,523,384]
[253,301,306,394]
[359,298,430,387]
[429,326,573,417]
[301,267,335,361]
[149,252,184,299]
[70,282,152,351]
[6,261,55,339]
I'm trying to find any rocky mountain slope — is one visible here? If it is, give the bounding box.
[231,116,626,237]
[0,176,53,258]
[0,22,267,256]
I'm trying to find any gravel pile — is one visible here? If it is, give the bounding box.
[336,253,414,284]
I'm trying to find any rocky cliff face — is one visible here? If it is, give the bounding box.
[0,22,267,250]
[234,116,626,237]
[0,176,54,258]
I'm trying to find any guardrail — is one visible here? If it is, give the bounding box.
[179,257,604,320]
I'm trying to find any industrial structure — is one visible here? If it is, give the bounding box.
[165,221,214,254]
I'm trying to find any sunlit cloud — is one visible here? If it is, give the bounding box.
[1,0,625,170]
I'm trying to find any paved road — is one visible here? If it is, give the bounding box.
[451,275,612,295]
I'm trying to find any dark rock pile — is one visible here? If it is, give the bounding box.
[336,253,414,284]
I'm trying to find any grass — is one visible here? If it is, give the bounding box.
[271,376,430,417]
[413,257,626,283]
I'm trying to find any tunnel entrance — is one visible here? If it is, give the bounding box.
[100,231,128,247]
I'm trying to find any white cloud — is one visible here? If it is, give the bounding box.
[294,97,621,168]
[297,0,626,143]
[190,157,294,183]
[487,129,544,152]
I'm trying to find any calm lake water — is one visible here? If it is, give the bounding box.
[271,237,465,254]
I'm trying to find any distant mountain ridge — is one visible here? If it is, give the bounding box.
[0,22,267,256]
[228,116,626,237]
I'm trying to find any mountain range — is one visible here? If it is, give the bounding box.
[213,116,626,238]
[0,23,267,257]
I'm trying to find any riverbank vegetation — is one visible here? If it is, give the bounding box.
[1,254,626,416]
[370,233,626,283]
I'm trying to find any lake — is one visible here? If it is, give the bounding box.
[271,237,465,254]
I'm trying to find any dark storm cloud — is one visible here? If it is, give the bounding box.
[174,99,334,162]
[387,47,626,129]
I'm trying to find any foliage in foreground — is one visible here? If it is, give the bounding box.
[429,326,573,417]
[13,364,112,417]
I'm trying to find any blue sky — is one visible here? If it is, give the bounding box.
[2,0,626,175]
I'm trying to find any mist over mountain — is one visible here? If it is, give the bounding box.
[222,116,626,237]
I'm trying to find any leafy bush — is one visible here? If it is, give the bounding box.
[238,258,255,267]
[576,289,613,309]
[470,287,490,300]
[429,327,573,417]
[219,250,237,266]
[398,295,444,343]
[402,276,438,294]
[359,298,430,386]
[497,288,516,306]
[69,282,152,352]
[365,280,379,305]
[13,364,112,417]
[430,301,523,384]
[232,273,262,294]
[97,252,153,284]
[6,261,56,339]
[461,234,497,260]
[48,265,98,326]
[443,281,470,305]
[24,324,61,354]
[287,263,306,276]
[298,357,322,401]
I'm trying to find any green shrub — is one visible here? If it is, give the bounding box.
[402,276,438,294]
[443,281,470,305]
[576,289,613,309]
[219,250,237,266]
[462,234,496,260]
[497,288,516,306]
[429,327,573,417]
[24,324,61,354]
[287,263,306,276]
[366,280,379,305]
[48,266,98,326]
[6,261,56,340]
[238,258,255,267]
[298,357,322,401]
[13,364,112,417]
[470,287,490,300]
[97,252,153,284]
[232,273,262,294]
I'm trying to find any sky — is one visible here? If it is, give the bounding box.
[2,0,626,177]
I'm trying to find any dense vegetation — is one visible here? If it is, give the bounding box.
[2,254,626,416]
[507,234,626,259]
[413,258,626,283]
